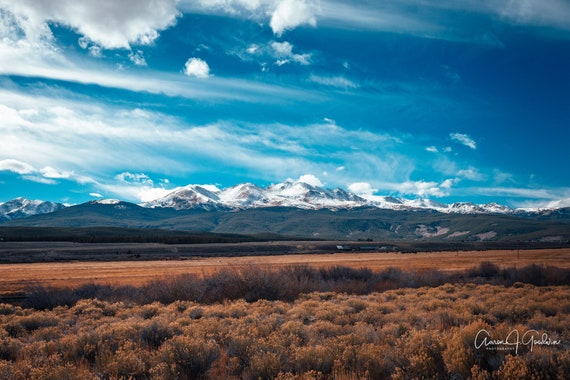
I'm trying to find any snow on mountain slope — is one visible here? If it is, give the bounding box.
[142,179,372,211]
[140,179,518,214]
[140,185,222,210]
[0,197,65,222]
[218,183,269,208]
[2,181,551,221]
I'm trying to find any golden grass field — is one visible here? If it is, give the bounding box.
[1,247,569,379]
[1,247,569,295]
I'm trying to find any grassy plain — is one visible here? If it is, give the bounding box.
[1,247,569,379]
[1,248,569,295]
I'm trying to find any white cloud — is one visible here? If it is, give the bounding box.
[21,175,57,185]
[270,41,311,65]
[115,172,153,185]
[298,174,323,187]
[270,0,317,36]
[183,57,211,78]
[317,0,570,42]
[0,0,180,49]
[426,146,439,153]
[39,166,73,179]
[0,158,92,186]
[348,182,377,196]
[100,180,172,203]
[129,50,147,66]
[0,8,321,104]
[457,167,485,181]
[309,75,358,89]
[90,193,104,198]
[450,132,477,149]
[0,159,35,174]
[498,0,570,31]
[396,180,452,198]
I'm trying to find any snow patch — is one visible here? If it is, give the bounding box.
[475,231,497,241]
[447,231,470,238]
[415,225,450,238]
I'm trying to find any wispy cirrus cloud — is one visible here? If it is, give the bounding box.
[0,87,420,201]
[318,0,570,40]
[309,74,358,89]
[0,159,35,175]
[450,132,477,150]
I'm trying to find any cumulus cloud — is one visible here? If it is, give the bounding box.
[298,174,323,187]
[348,182,377,196]
[397,180,453,198]
[183,57,211,78]
[0,0,180,49]
[450,132,477,149]
[270,0,317,36]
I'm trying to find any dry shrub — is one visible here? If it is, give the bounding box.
[140,318,173,349]
[2,278,569,379]
[495,354,530,380]
[159,335,220,379]
[0,304,15,316]
[72,298,117,318]
[21,284,78,310]
[0,337,22,361]
[101,340,150,379]
[443,319,495,378]
[143,273,206,304]
[294,345,336,375]
[246,350,284,380]
[392,330,446,379]
[340,343,393,379]
[59,331,100,365]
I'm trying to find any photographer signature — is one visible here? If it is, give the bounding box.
[474,329,561,354]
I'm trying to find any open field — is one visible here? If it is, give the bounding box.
[1,247,569,295]
[1,248,569,378]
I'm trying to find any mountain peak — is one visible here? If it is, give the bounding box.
[0,198,65,222]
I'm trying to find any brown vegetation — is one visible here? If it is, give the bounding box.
[1,248,569,295]
[0,263,569,379]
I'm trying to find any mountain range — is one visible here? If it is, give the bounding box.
[1,179,569,242]
[138,179,522,214]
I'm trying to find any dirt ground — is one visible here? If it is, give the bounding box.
[1,248,568,295]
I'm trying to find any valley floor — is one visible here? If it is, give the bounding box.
[1,248,569,295]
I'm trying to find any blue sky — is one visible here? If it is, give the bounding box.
[0,0,569,208]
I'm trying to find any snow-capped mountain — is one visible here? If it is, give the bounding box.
[0,197,65,222]
[140,179,518,214]
[140,185,223,210]
[141,179,370,211]
[5,180,561,224]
